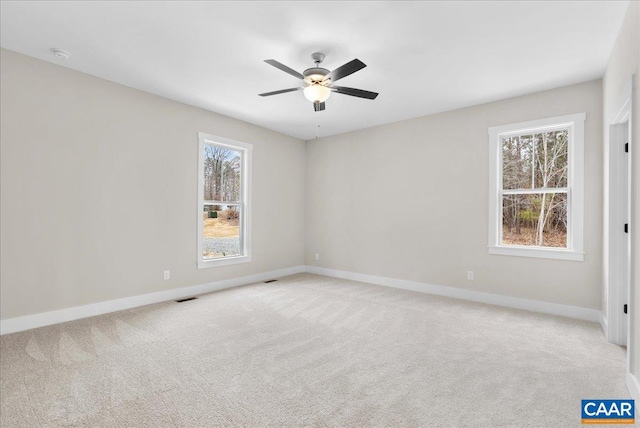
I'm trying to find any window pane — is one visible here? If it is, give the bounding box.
[203,205,241,259]
[534,130,568,188]
[501,193,567,248]
[502,135,533,189]
[203,145,242,202]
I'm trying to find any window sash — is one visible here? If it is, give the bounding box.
[202,205,243,260]
[203,143,243,204]
[499,190,570,249]
[500,127,571,191]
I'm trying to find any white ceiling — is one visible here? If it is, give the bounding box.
[0,1,630,140]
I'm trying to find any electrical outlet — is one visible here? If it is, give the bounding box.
[467,271,474,281]
[164,270,170,280]
[315,253,320,261]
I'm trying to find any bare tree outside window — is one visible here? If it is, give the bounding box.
[203,146,241,202]
[501,130,568,248]
[202,145,242,259]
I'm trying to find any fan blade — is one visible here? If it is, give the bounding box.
[264,59,304,80]
[258,88,301,97]
[313,101,326,112]
[326,59,366,82]
[332,86,379,100]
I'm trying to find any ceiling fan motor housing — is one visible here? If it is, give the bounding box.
[303,67,329,83]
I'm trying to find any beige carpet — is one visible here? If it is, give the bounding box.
[0,273,630,427]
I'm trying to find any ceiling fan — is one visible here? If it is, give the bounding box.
[259,52,379,112]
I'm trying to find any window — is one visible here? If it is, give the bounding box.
[197,132,252,268]
[488,113,585,261]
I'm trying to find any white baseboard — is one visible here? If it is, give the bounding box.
[0,265,306,335]
[0,264,603,334]
[599,313,608,338]
[628,372,640,417]
[305,266,601,322]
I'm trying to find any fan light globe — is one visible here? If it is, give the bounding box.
[303,84,331,103]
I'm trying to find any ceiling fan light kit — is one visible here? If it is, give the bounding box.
[303,85,331,103]
[259,52,378,112]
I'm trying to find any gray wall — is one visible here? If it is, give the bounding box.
[0,49,306,319]
[0,43,616,329]
[306,80,603,310]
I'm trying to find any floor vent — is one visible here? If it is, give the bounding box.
[264,279,278,283]
[176,297,198,303]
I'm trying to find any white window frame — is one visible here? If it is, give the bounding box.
[488,113,585,261]
[197,132,252,268]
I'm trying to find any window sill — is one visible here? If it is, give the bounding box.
[198,255,252,269]
[488,246,584,261]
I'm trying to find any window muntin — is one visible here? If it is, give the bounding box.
[198,133,252,268]
[488,113,585,261]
